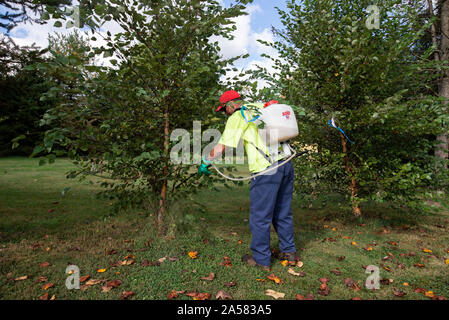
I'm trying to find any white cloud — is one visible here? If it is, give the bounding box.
[211,4,261,60]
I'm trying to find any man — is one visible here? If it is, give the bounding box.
[198,90,298,271]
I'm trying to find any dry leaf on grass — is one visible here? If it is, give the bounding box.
[141,260,161,267]
[119,259,135,266]
[188,251,198,259]
[343,278,360,291]
[14,275,28,281]
[42,282,54,290]
[265,289,285,299]
[39,292,49,300]
[39,262,51,267]
[120,291,134,300]
[224,281,236,287]
[219,256,232,267]
[330,269,342,276]
[200,272,215,281]
[216,290,232,300]
[287,268,305,277]
[168,290,185,300]
[318,278,330,296]
[85,279,107,286]
[267,273,284,284]
[393,289,406,297]
[296,294,314,300]
[185,291,211,300]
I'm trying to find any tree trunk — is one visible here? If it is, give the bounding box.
[157,105,170,235]
[340,132,361,217]
[430,0,449,162]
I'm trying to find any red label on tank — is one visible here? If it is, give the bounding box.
[282,111,291,119]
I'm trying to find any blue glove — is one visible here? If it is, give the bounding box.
[198,156,212,176]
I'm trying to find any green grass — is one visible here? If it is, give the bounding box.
[1,157,448,300]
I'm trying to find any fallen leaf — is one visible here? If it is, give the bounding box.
[184,291,211,300]
[194,292,211,300]
[296,294,314,300]
[267,273,284,284]
[265,289,285,299]
[216,290,232,300]
[422,248,432,253]
[296,261,304,268]
[287,268,303,276]
[380,278,394,286]
[119,259,135,266]
[337,256,345,261]
[106,280,122,288]
[101,285,113,293]
[200,272,215,281]
[238,240,243,245]
[188,251,198,259]
[85,279,106,286]
[365,247,373,251]
[414,263,425,268]
[351,241,357,246]
[330,269,342,275]
[96,268,107,273]
[36,276,48,283]
[343,278,360,291]
[380,264,391,272]
[141,260,160,267]
[224,281,236,287]
[281,260,289,267]
[14,275,28,281]
[42,282,54,290]
[393,289,406,297]
[424,291,435,298]
[445,259,449,265]
[39,262,51,267]
[168,290,185,300]
[158,257,167,263]
[120,291,134,300]
[79,275,90,283]
[318,278,330,296]
[414,288,426,294]
[219,256,232,267]
[39,292,49,300]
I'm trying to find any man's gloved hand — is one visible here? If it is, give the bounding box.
[198,156,212,176]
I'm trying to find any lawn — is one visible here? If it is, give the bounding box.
[0,157,448,300]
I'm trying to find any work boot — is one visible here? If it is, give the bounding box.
[241,254,271,272]
[277,251,301,264]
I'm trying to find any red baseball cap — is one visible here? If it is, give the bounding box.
[215,90,241,112]
[264,100,279,108]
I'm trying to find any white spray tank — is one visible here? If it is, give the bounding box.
[251,103,299,157]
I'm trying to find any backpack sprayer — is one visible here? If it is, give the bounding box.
[211,103,307,181]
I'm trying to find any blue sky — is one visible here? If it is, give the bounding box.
[0,0,290,81]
